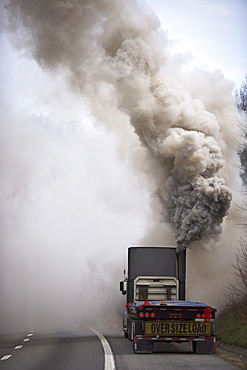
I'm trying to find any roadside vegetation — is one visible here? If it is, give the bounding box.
[216,305,247,348]
[216,77,247,352]
[216,240,247,350]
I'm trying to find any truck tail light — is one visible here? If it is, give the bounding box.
[202,314,212,318]
[169,314,182,319]
[139,312,155,318]
[196,313,201,318]
[203,306,213,322]
[139,312,155,319]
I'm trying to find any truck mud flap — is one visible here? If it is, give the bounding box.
[133,335,153,354]
[127,319,132,341]
[129,320,142,342]
[192,338,216,354]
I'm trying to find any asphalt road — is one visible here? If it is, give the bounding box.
[0,330,103,370]
[108,336,241,370]
[0,330,240,370]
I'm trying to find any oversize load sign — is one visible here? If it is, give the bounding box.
[145,321,211,336]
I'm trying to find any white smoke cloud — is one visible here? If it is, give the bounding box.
[0,34,153,334]
[0,0,244,334]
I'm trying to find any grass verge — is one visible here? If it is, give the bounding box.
[216,305,247,348]
[216,350,247,369]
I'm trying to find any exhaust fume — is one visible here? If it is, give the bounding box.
[1,0,243,334]
[4,0,234,249]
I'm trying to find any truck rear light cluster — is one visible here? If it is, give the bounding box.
[169,314,182,319]
[139,312,155,318]
[196,313,213,318]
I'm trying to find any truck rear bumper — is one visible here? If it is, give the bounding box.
[137,334,216,342]
[133,335,216,354]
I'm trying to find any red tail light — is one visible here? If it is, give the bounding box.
[204,306,213,322]
[139,312,155,318]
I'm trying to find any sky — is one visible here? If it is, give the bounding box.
[0,0,246,335]
[146,0,246,87]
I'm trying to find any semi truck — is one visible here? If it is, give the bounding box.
[120,246,216,354]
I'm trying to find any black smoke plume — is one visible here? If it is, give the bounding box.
[4,0,234,250]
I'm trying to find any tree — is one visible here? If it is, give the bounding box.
[226,238,247,308]
[236,76,247,185]
[236,76,247,113]
[228,77,247,307]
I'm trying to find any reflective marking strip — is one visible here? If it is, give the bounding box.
[133,335,137,350]
[144,336,214,342]
[15,345,23,350]
[214,337,217,352]
[90,328,116,370]
[1,355,12,361]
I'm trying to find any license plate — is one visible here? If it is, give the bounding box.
[145,321,211,336]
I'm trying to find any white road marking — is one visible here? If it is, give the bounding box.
[1,355,12,361]
[90,328,116,370]
[0,332,34,361]
[15,345,23,350]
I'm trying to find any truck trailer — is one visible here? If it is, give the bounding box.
[120,246,216,354]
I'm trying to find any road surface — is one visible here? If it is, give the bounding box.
[0,330,240,369]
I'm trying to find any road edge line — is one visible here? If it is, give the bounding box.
[90,328,116,370]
